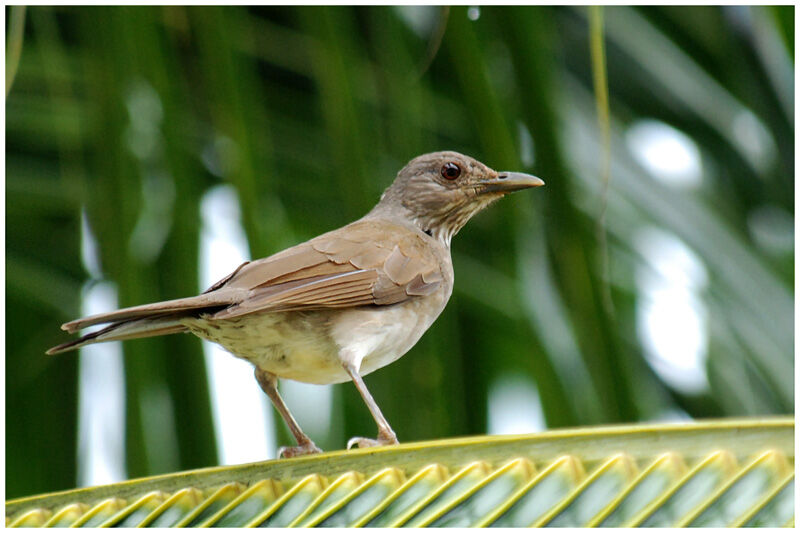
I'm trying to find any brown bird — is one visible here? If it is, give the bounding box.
[48,151,544,457]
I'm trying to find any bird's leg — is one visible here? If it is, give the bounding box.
[342,362,399,449]
[254,368,322,458]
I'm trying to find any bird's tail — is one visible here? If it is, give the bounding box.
[46,292,235,355]
[46,316,190,355]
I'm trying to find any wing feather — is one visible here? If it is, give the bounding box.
[406,272,442,296]
[266,260,355,286]
[211,270,378,319]
[60,220,446,332]
[199,221,444,319]
[350,246,393,269]
[221,246,331,289]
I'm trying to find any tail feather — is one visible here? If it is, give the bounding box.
[47,317,189,355]
[60,291,241,333]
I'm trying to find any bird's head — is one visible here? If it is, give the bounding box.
[373,151,544,245]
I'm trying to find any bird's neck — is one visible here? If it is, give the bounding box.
[423,223,456,247]
[366,201,454,248]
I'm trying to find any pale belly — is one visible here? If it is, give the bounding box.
[180,295,446,384]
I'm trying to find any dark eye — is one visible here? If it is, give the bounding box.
[441,162,461,180]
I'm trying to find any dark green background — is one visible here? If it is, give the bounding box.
[6,6,793,499]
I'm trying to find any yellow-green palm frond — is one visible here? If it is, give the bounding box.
[6,417,793,527]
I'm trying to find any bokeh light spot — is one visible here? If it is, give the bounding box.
[626,120,703,188]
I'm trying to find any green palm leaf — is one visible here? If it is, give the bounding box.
[6,418,793,527]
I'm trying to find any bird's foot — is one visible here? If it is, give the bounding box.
[347,430,399,450]
[278,440,323,458]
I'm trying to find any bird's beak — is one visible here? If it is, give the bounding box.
[480,171,545,194]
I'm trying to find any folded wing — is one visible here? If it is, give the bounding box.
[209,220,443,318]
[49,220,443,354]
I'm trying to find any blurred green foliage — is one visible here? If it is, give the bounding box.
[5,6,793,499]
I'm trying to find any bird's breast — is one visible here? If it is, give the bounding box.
[329,287,449,377]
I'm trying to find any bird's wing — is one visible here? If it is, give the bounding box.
[209,220,444,320]
[59,220,444,331]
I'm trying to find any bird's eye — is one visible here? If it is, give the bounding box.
[441,162,461,180]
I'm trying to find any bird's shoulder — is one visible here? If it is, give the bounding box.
[206,218,448,305]
[310,218,450,304]
[311,218,449,273]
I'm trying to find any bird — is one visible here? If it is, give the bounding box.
[48,151,544,458]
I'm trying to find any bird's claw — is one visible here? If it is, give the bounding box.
[347,432,399,450]
[278,440,322,458]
